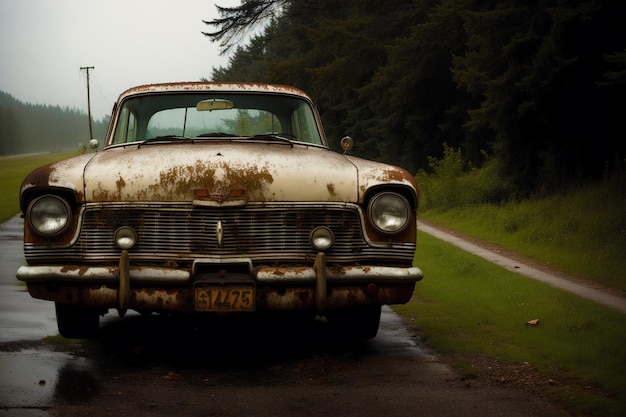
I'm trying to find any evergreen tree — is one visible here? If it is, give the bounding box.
[0,106,20,155]
[205,0,626,195]
[0,91,109,154]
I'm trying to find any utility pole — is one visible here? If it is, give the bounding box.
[80,66,95,139]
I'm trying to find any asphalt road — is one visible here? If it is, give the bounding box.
[1,215,610,417]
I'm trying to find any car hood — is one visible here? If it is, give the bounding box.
[21,142,416,205]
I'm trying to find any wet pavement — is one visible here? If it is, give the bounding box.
[0,215,435,417]
[0,216,591,417]
[1,349,97,416]
[0,216,102,416]
[1,217,58,416]
[0,216,57,343]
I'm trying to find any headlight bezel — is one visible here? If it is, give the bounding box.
[310,226,335,251]
[114,226,137,250]
[367,191,411,235]
[27,194,72,237]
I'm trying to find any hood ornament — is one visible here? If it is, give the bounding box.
[193,186,246,207]
[210,185,228,202]
[216,220,223,247]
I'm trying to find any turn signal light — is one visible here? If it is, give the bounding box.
[366,283,378,295]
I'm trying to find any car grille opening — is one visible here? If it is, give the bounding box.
[24,203,416,265]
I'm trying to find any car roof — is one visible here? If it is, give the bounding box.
[117,82,312,101]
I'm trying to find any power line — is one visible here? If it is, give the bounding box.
[89,74,116,118]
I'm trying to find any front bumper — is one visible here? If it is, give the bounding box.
[17,252,423,313]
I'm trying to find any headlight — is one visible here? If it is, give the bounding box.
[114,226,137,249]
[310,226,334,251]
[28,195,71,236]
[368,192,411,234]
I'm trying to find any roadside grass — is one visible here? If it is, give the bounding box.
[417,170,626,293]
[395,231,626,417]
[0,152,80,223]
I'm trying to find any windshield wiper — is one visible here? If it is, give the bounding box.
[139,135,194,146]
[250,133,296,146]
[196,132,238,138]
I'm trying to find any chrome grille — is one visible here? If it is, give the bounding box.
[24,202,416,264]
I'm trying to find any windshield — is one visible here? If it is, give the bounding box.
[110,93,324,145]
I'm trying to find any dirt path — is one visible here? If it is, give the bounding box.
[417,220,626,314]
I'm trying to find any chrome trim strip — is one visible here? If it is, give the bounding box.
[17,264,422,285]
[16,265,190,283]
[256,265,423,283]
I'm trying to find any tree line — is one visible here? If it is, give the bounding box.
[205,0,625,198]
[0,91,109,156]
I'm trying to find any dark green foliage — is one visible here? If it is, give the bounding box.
[416,145,513,210]
[452,0,626,194]
[0,91,109,155]
[203,0,288,52]
[205,0,626,198]
[0,105,20,155]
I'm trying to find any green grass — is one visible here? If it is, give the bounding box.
[418,170,626,292]
[0,152,80,223]
[395,231,626,417]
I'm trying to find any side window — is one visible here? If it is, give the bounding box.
[127,112,137,141]
[112,107,137,144]
[290,104,321,144]
[291,111,302,140]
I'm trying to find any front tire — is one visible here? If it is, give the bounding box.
[55,303,100,339]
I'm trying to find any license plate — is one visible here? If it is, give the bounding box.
[194,286,255,312]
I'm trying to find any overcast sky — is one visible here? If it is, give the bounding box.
[0,0,241,120]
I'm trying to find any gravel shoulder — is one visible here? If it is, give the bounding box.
[417,220,626,314]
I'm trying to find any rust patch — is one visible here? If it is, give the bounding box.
[328,264,347,275]
[153,161,218,198]
[380,168,408,182]
[362,166,416,187]
[20,164,55,211]
[116,176,126,194]
[22,164,55,188]
[327,183,336,197]
[60,265,89,276]
[118,82,312,103]
[256,265,312,276]
[94,159,274,202]
[92,185,111,202]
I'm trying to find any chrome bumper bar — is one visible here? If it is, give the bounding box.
[16,263,423,284]
[17,252,422,312]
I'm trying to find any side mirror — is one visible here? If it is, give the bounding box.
[340,136,354,154]
[89,139,100,150]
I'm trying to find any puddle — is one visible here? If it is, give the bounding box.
[0,348,99,416]
[369,306,436,359]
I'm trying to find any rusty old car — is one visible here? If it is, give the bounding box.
[16,82,423,339]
